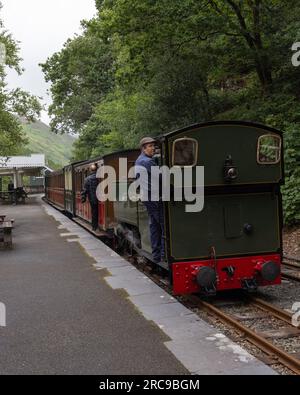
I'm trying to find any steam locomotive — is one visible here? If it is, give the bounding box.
[45,121,284,295]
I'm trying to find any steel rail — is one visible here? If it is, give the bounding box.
[282,272,300,282]
[282,261,300,270]
[281,259,300,282]
[249,297,293,325]
[197,299,300,375]
[283,255,300,264]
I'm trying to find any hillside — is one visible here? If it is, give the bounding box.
[21,119,75,169]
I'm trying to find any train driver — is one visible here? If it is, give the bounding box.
[135,137,165,264]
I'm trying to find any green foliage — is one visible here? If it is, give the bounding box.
[0,176,12,192]
[43,0,300,225]
[281,125,300,225]
[7,89,42,122]
[0,108,27,156]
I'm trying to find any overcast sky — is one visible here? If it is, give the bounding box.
[2,0,97,124]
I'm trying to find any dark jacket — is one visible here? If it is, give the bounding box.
[8,183,14,192]
[82,172,98,205]
[135,152,161,204]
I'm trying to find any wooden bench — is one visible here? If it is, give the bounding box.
[0,221,13,249]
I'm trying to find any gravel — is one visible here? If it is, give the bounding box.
[283,226,300,259]
[257,279,300,310]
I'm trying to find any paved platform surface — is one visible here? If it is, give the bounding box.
[0,197,276,375]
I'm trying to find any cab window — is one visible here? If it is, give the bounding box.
[257,134,281,164]
[172,138,198,167]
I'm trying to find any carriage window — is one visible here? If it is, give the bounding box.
[257,135,281,164]
[172,138,198,167]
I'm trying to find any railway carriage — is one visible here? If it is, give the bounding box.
[45,121,284,296]
[45,169,65,210]
[72,150,140,233]
[45,150,140,234]
[73,158,102,228]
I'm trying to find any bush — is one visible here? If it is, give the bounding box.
[281,124,300,226]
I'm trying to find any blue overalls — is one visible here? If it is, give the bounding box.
[135,153,165,263]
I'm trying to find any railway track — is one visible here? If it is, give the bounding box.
[146,261,300,375]
[132,255,300,374]
[185,294,300,375]
[282,255,300,282]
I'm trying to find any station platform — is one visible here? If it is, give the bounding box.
[0,196,276,375]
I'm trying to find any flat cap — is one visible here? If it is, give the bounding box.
[139,137,157,149]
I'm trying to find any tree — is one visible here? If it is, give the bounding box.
[41,20,114,134]
[98,0,300,95]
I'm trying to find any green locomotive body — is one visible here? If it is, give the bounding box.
[114,121,283,295]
